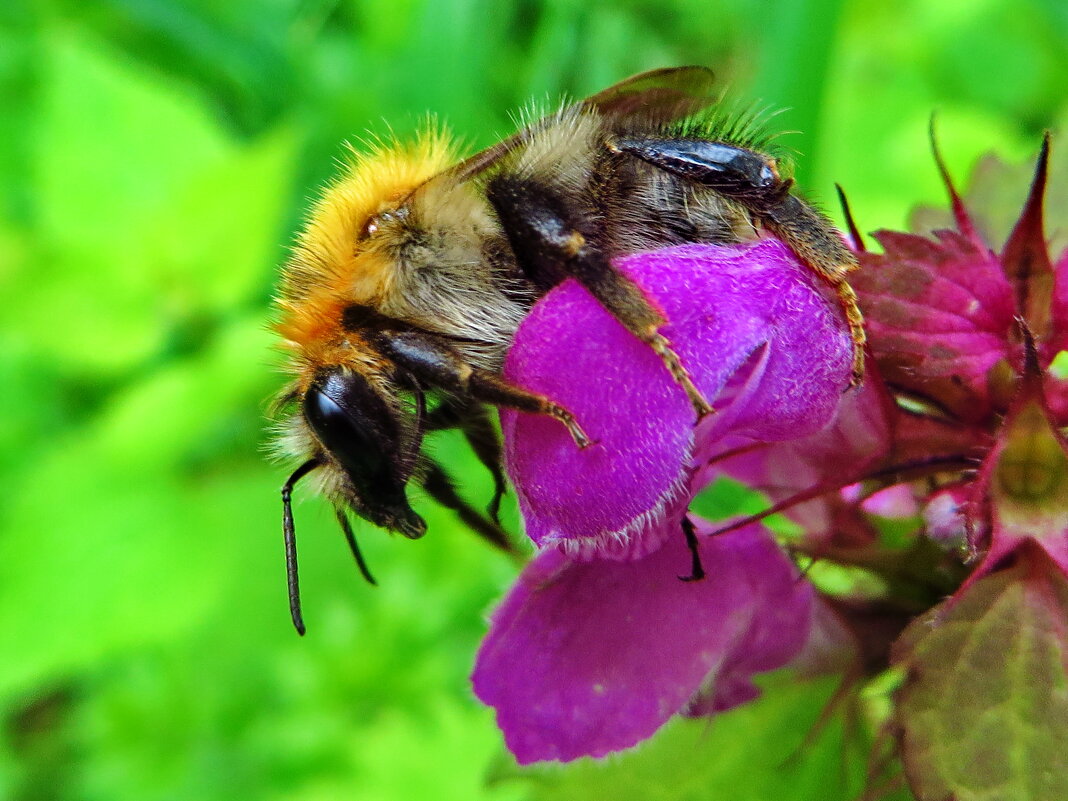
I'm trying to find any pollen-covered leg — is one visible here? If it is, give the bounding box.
[470,370,595,448]
[487,174,713,419]
[646,330,714,417]
[569,258,713,418]
[613,136,867,386]
[376,329,593,448]
[833,280,867,386]
[761,195,866,386]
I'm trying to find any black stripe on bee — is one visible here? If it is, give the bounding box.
[341,303,409,333]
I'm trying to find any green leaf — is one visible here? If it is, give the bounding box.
[7,32,293,375]
[894,546,1068,801]
[48,0,296,136]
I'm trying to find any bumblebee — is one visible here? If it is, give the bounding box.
[272,67,864,634]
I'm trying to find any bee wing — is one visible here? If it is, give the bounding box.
[580,65,717,121]
[444,66,718,182]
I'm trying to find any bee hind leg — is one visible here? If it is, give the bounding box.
[612,136,867,386]
[760,195,866,386]
[487,175,713,420]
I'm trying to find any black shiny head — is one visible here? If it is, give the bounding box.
[303,369,427,538]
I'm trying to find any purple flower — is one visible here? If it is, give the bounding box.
[678,138,1068,801]
[499,240,853,559]
[473,518,813,763]
[472,240,855,763]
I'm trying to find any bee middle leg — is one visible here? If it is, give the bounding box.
[375,329,593,448]
[420,460,518,555]
[487,175,713,419]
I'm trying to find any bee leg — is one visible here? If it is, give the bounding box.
[334,508,377,585]
[420,460,519,555]
[677,514,706,582]
[464,408,508,524]
[425,400,507,523]
[377,329,593,448]
[487,175,713,419]
[610,137,866,385]
[761,196,867,386]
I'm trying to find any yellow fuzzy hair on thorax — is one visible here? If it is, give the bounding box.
[275,127,457,354]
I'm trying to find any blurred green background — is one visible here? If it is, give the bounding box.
[1,1,1065,799]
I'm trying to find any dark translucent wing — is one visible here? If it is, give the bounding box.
[580,66,717,121]
[444,66,718,182]
[445,132,526,183]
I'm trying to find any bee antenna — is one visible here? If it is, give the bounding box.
[282,457,322,636]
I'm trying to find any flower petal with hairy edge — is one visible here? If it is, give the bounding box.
[680,525,815,716]
[471,520,812,764]
[501,240,852,558]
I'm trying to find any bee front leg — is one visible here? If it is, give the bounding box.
[375,329,593,448]
[420,460,517,555]
[426,400,508,524]
[487,175,713,419]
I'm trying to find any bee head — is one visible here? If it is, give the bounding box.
[300,368,426,539]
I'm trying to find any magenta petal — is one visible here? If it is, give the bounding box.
[680,521,815,716]
[707,372,895,539]
[502,240,852,556]
[471,521,813,764]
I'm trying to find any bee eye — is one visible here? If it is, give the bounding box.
[303,384,389,480]
[301,371,425,537]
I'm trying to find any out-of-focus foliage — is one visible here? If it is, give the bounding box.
[0,1,1064,799]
